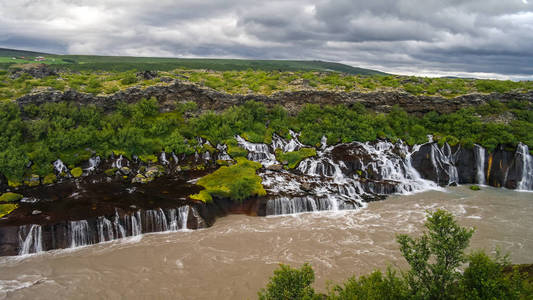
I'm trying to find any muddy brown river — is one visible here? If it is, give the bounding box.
[1,186,532,299]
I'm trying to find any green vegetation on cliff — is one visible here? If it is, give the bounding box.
[0,192,23,202]
[0,97,532,184]
[190,158,266,202]
[259,210,533,299]
[275,148,317,169]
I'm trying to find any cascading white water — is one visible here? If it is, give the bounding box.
[112,155,124,169]
[216,144,232,161]
[429,143,459,185]
[127,211,142,236]
[474,145,486,185]
[144,209,169,232]
[517,143,533,190]
[272,131,303,152]
[53,159,68,174]
[202,151,211,161]
[69,220,91,248]
[97,217,114,243]
[178,206,189,230]
[85,156,101,172]
[113,211,126,238]
[160,152,169,165]
[172,152,179,164]
[18,224,43,255]
[236,135,277,166]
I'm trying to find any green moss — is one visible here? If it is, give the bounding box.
[216,159,233,166]
[43,173,57,185]
[470,185,481,191]
[8,180,21,188]
[71,167,83,178]
[275,148,317,169]
[104,168,118,176]
[0,192,23,203]
[200,143,216,153]
[227,144,248,158]
[0,203,18,218]
[189,158,266,203]
[24,174,40,187]
[139,154,158,163]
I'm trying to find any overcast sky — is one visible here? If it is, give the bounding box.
[1,0,532,79]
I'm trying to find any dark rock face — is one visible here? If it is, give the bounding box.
[9,64,58,79]
[136,70,158,80]
[16,80,533,116]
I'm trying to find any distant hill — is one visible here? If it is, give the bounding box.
[0,47,387,75]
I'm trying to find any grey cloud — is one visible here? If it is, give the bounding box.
[0,0,532,79]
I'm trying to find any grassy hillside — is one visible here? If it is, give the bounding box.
[0,48,386,75]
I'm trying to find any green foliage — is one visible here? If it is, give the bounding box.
[460,251,533,299]
[470,185,481,191]
[260,210,532,299]
[0,203,18,218]
[70,167,83,178]
[328,268,409,300]
[258,263,316,300]
[0,192,23,203]
[189,158,266,203]
[43,173,57,184]
[276,148,317,169]
[397,209,474,299]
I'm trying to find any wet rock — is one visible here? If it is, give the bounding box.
[159,76,173,83]
[145,165,164,179]
[24,174,40,187]
[119,167,131,175]
[300,182,313,191]
[32,210,42,215]
[266,164,283,171]
[132,174,150,184]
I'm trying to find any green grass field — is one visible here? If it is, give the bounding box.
[0,48,386,75]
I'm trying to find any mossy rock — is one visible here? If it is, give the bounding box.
[8,180,21,188]
[43,173,57,185]
[71,167,83,178]
[216,159,233,166]
[0,203,18,218]
[227,144,248,158]
[139,154,158,163]
[189,158,266,203]
[24,174,40,187]
[470,185,481,191]
[0,192,23,203]
[105,168,118,176]
[275,148,317,169]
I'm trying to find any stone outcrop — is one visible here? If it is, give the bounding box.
[15,80,533,116]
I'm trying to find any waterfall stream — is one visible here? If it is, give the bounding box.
[15,206,194,255]
[475,145,486,185]
[517,143,533,190]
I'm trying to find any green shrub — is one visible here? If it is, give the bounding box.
[0,203,18,218]
[329,268,408,300]
[70,167,83,178]
[0,192,23,203]
[275,148,317,169]
[43,173,57,184]
[189,158,265,202]
[258,263,316,300]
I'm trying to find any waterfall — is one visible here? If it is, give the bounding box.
[126,211,143,236]
[517,143,533,190]
[69,220,91,248]
[160,152,169,165]
[320,136,328,150]
[172,152,179,163]
[474,145,486,185]
[202,151,211,161]
[85,156,101,172]
[216,144,232,161]
[178,206,189,229]
[18,224,43,255]
[236,135,277,166]
[112,155,124,169]
[97,217,114,243]
[429,143,459,185]
[113,211,126,238]
[272,131,303,152]
[144,209,169,232]
[53,159,68,174]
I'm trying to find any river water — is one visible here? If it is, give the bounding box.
[0,186,532,299]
